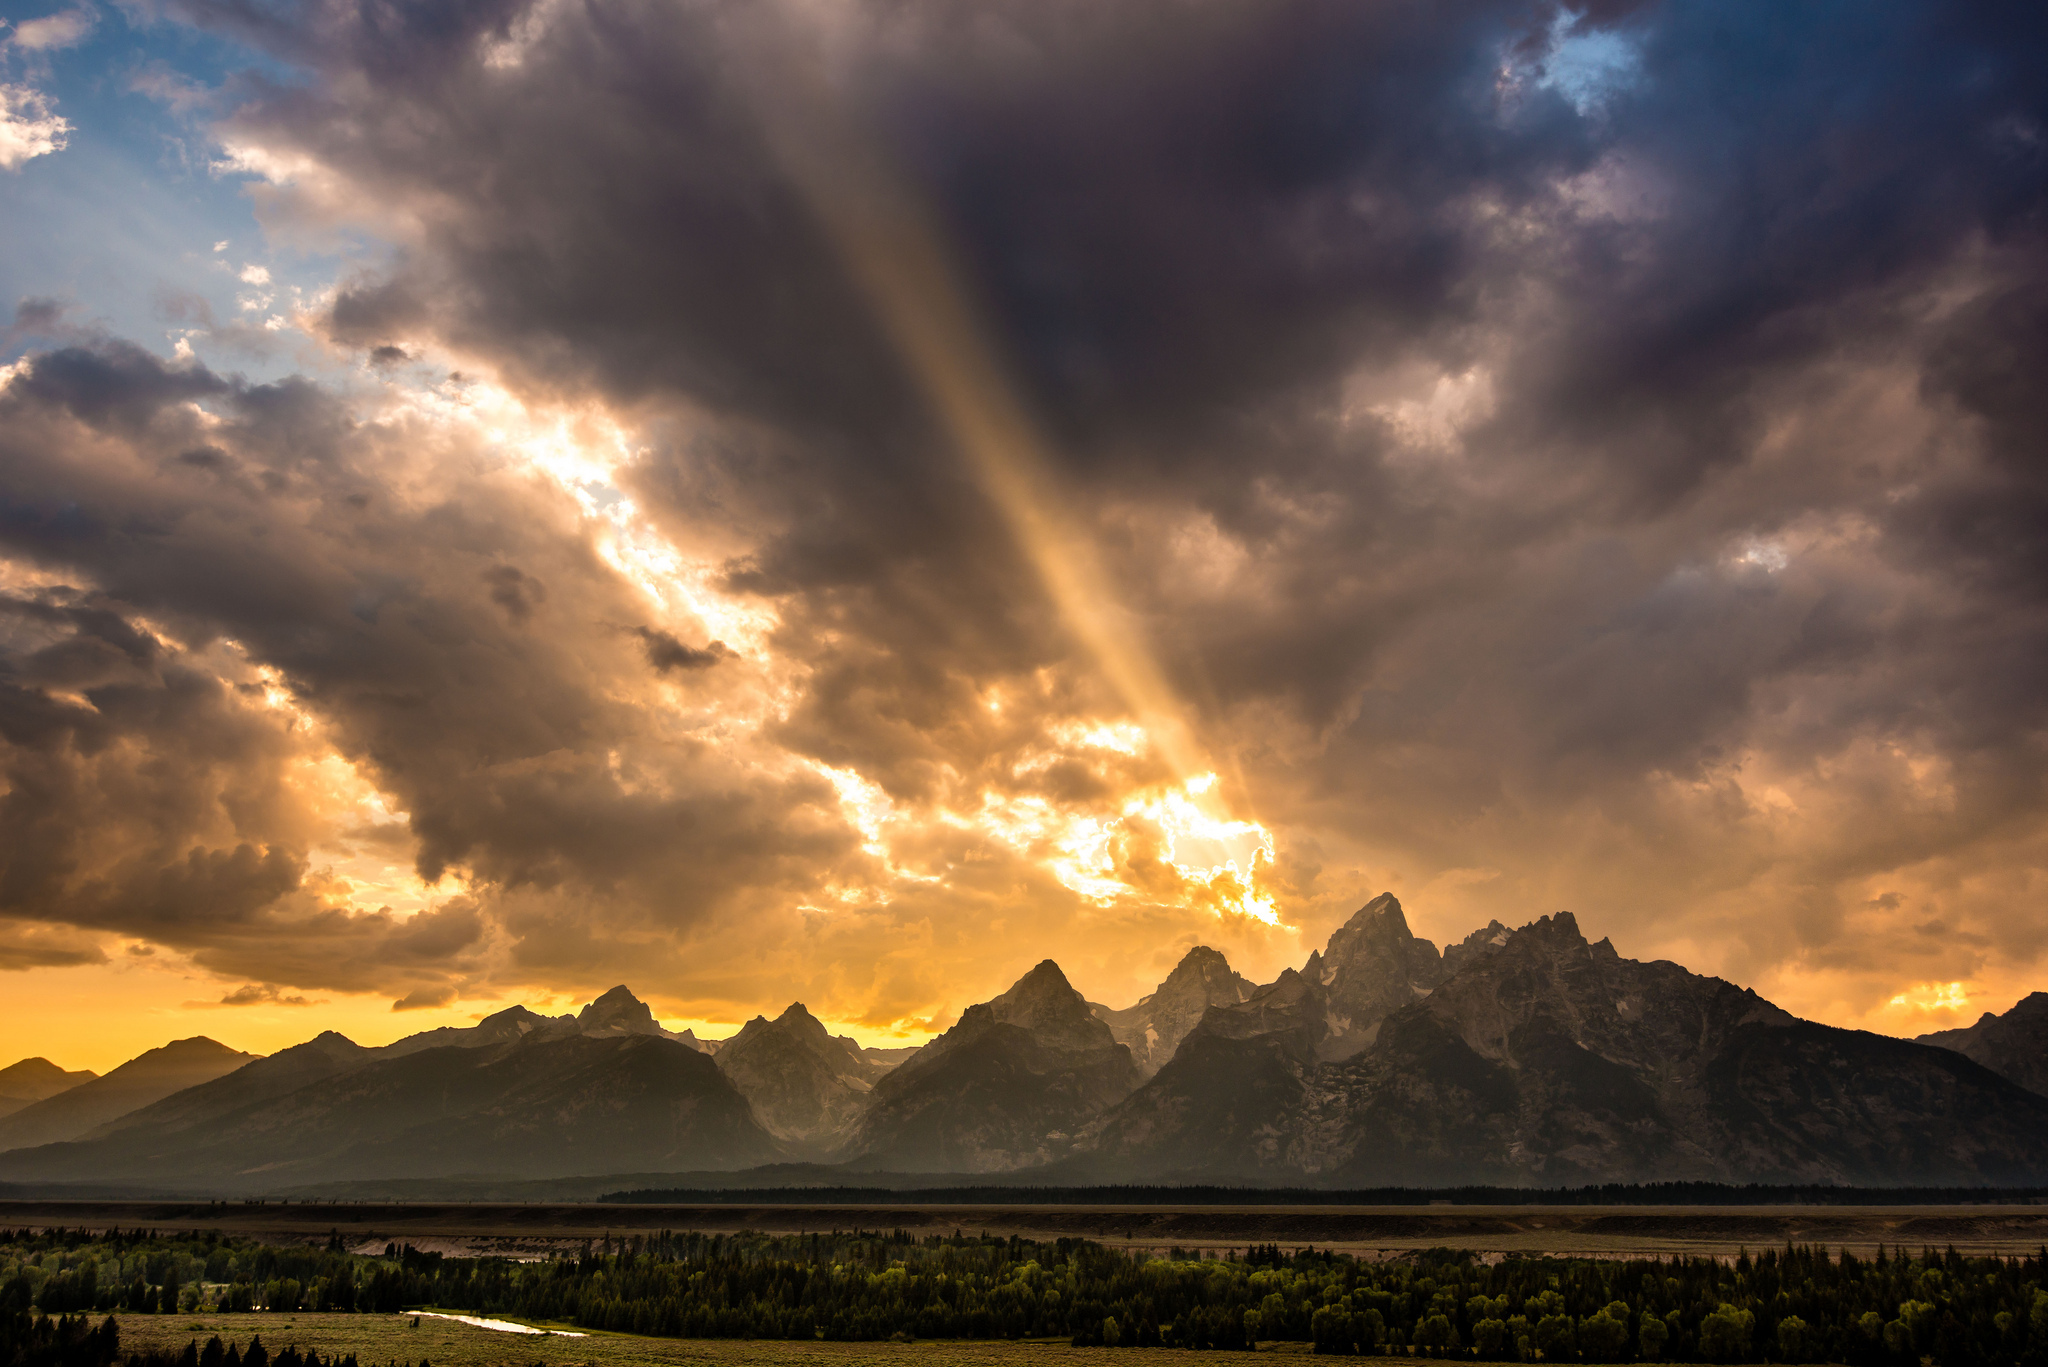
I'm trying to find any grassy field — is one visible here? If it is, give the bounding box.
[112,1315,1342,1367]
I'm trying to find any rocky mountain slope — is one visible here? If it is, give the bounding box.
[78,1031,375,1143]
[1080,967,1327,1175]
[0,1059,96,1121]
[714,1003,882,1151]
[0,1038,258,1151]
[1081,911,2048,1184]
[847,961,1141,1172]
[1094,946,1255,1076]
[5,928,2044,1191]
[1919,992,2048,1097]
[1307,894,1453,1060]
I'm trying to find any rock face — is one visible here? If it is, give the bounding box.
[1079,910,2048,1184]
[1306,894,1450,1061]
[1081,968,1326,1177]
[0,1059,96,1120]
[1441,920,1512,975]
[1918,992,2048,1097]
[0,1038,259,1152]
[848,961,1142,1172]
[1095,946,1256,1076]
[714,1003,882,1151]
[0,1032,777,1186]
[1302,912,1806,1182]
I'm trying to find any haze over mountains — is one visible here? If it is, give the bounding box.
[0,1059,96,1121]
[5,897,2048,1194]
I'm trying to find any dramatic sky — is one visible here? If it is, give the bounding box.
[3,0,2045,1071]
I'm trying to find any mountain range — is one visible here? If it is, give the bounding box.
[4,895,2048,1191]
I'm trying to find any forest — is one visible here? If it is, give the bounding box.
[6,1224,2048,1364]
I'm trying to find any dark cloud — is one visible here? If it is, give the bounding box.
[0,341,867,999]
[633,627,731,674]
[391,984,457,1012]
[0,933,104,972]
[209,983,320,1007]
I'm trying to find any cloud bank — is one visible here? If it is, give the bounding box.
[2,0,2045,1042]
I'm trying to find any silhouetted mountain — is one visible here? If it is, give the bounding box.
[80,1031,375,1142]
[377,1005,573,1058]
[0,1032,776,1187]
[1077,910,2048,1184]
[378,990,712,1057]
[5,948,2041,1193]
[0,1059,96,1120]
[0,1038,258,1151]
[861,1046,919,1070]
[714,1004,879,1151]
[1920,992,2048,1097]
[848,961,1141,1172]
[1095,947,1255,1077]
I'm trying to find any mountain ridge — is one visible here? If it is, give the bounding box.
[0,1038,259,1152]
[4,916,2044,1192]
[1919,992,2048,1098]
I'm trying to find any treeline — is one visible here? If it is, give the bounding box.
[593,1188,2048,1205]
[8,1225,2048,1362]
[601,1183,2048,1206]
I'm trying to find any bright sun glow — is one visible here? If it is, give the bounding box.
[1889,980,1973,1013]
[973,771,1281,925]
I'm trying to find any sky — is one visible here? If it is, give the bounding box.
[2,0,2045,1074]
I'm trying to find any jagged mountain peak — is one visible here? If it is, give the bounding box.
[577,984,657,1031]
[728,1002,835,1052]
[1165,944,1235,980]
[1418,910,1797,1068]
[988,960,1096,1033]
[572,985,706,1044]
[714,1001,878,1150]
[1443,919,1513,974]
[1342,891,1411,933]
[1321,893,1439,968]
[1097,946,1256,1077]
[849,960,1140,1172]
[1311,893,1447,1061]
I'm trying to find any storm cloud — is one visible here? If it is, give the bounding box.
[1,0,2044,1041]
